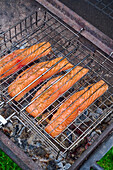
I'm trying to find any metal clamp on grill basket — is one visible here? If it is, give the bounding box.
[0,7,113,164]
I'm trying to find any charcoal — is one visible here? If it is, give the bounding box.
[7,122,13,132]
[49,153,55,159]
[15,124,20,134]
[33,147,47,157]
[35,142,41,147]
[47,160,56,170]
[27,134,36,145]
[2,127,11,136]
[90,131,97,137]
[55,157,63,163]
[4,107,14,117]
[89,112,100,120]
[18,137,22,146]
[96,107,103,114]
[84,109,88,115]
[64,163,71,169]
[21,139,28,148]
[28,144,36,150]
[56,161,63,169]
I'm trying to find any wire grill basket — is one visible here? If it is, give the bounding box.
[0,8,113,154]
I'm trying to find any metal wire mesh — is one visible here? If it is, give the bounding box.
[85,0,113,20]
[0,9,113,154]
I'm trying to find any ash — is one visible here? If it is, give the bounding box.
[0,0,41,33]
[1,103,113,169]
[1,115,70,170]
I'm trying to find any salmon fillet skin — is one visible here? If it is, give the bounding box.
[26,66,89,117]
[45,80,108,137]
[8,57,73,101]
[0,42,51,80]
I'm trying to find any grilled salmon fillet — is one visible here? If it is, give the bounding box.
[26,66,89,117]
[45,80,108,137]
[0,42,51,80]
[8,57,73,101]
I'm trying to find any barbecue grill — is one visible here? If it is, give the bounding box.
[0,0,113,170]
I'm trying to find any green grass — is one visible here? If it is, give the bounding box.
[0,147,113,170]
[0,149,21,170]
[97,147,113,170]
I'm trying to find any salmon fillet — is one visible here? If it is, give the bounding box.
[45,80,108,137]
[8,57,73,101]
[0,42,51,80]
[26,66,89,117]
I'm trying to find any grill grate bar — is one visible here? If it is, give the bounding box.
[13,51,89,112]
[46,83,107,135]
[29,63,89,119]
[38,83,112,131]
[37,72,104,125]
[1,16,55,52]
[0,15,60,56]
[85,0,113,20]
[1,18,78,86]
[0,17,42,49]
[1,24,69,91]
[4,45,78,104]
[0,19,61,72]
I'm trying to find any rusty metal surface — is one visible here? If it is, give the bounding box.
[59,0,113,40]
[68,122,113,170]
[0,131,42,170]
[36,0,113,55]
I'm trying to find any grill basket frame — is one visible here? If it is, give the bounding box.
[0,8,113,155]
